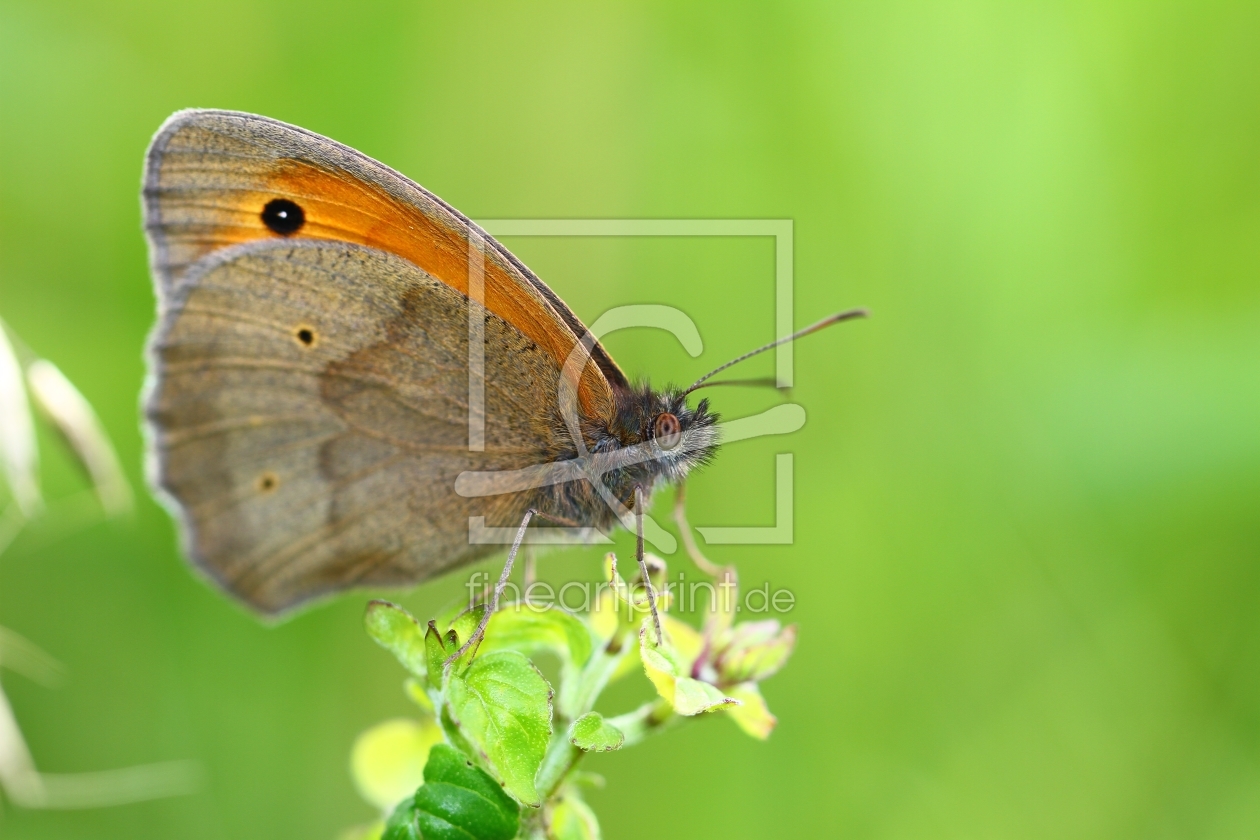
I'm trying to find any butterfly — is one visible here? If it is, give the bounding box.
[142,109,863,652]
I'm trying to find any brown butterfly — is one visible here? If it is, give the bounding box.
[142,110,863,651]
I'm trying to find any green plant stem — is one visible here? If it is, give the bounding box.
[543,679,679,806]
[561,635,631,719]
[606,698,677,748]
[535,731,583,802]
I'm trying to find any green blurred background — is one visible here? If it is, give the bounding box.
[3,1,1259,837]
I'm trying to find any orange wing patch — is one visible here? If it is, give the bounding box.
[146,114,613,421]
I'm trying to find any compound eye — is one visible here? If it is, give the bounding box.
[653,412,682,451]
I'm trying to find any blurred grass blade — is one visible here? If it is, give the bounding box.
[0,322,41,517]
[0,675,199,810]
[0,683,46,807]
[26,359,132,517]
[33,760,202,809]
[0,626,67,687]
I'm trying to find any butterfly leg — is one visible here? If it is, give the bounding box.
[635,486,665,645]
[444,508,535,669]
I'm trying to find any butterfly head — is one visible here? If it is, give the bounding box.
[607,384,720,488]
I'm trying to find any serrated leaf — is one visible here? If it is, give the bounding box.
[725,683,778,739]
[568,713,624,752]
[413,744,520,840]
[365,601,428,679]
[446,651,552,806]
[480,604,593,668]
[351,718,443,811]
[449,605,490,653]
[381,798,422,840]
[549,794,601,840]
[382,744,521,840]
[421,604,489,675]
[425,620,461,683]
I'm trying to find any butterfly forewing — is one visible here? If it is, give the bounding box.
[142,109,622,419]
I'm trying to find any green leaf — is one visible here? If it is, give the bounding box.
[725,682,778,740]
[450,605,490,653]
[425,620,460,683]
[365,601,429,679]
[480,604,593,668]
[413,744,520,840]
[439,702,478,764]
[481,604,597,718]
[549,794,601,840]
[640,644,680,705]
[381,798,422,840]
[382,745,521,840]
[449,604,487,638]
[350,717,444,811]
[662,616,704,671]
[419,605,489,678]
[716,621,796,684]
[673,677,739,716]
[639,625,738,716]
[446,651,553,806]
[568,713,624,752]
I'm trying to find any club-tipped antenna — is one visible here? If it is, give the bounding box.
[683,308,868,396]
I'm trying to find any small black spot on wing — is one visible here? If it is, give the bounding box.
[262,199,305,235]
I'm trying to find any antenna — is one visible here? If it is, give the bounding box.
[684,376,780,393]
[683,308,868,396]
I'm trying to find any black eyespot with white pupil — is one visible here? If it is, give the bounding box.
[262,198,305,235]
[654,413,682,451]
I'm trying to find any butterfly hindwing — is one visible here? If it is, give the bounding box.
[146,239,560,614]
